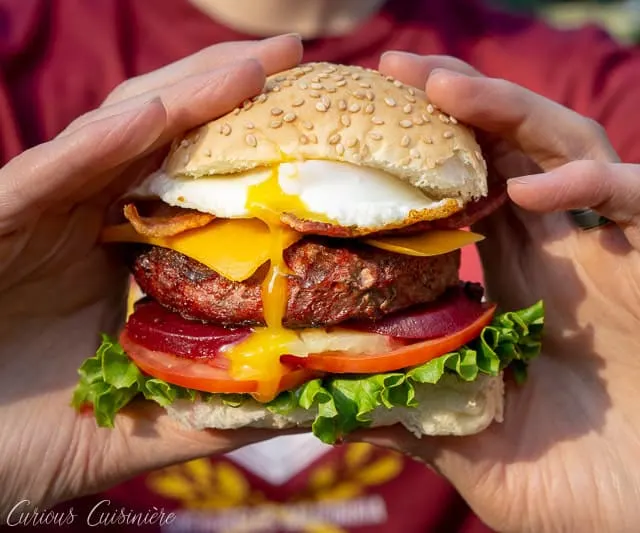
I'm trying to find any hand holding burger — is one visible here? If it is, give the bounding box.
[359,52,640,533]
[0,35,304,514]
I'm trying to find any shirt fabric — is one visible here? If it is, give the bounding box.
[1,1,640,532]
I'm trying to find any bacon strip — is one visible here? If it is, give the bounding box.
[123,202,215,237]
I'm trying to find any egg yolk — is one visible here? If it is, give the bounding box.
[223,166,307,401]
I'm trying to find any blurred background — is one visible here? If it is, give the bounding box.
[496,0,640,43]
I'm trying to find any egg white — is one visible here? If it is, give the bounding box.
[132,160,457,230]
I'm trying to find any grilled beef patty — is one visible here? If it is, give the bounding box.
[131,238,460,328]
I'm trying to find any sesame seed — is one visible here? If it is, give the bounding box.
[329,134,341,145]
[349,103,361,113]
[257,94,267,103]
[435,158,445,166]
[243,99,253,110]
[332,74,344,81]
[308,133,318,144]
[299,82,309,90]
[421,113,431,123]
[354,90,366,99]
[315,102,328,112]
[413,117,424,125]
[403,94,416,103]
[352,152,362,162]
[292,98,305,107]
[283,112,297,123]
[300,135,309,145]
[385,75,394,82]
[205,149,212,157]
[426,104,435,114]
[336,143,345,155]
[275,75,286,82]
[369,131,383,141]
[338,99,348,111]
[361,144,370,158]
[403,104,413,114]
[233,108,241,115]
[282,80,292,87]
[366,90,375,101]
[341,115,351,127]
[443,131,454,139]
[371,116,385,125]
[318,73,329,80]
[180,139,190,148]
[311,82,323,90]
[410,149,421,159]
[321,95,331,108]
[245,134,257,147]
[438,114,450,124]
[408,87,415,96]
[450,116,459,124]
[399,119,413,128]
[364,103,375,114]
[421,136,433,144]
[272,85,281,92]
[336,80,347,87]
[302,121,314,130]
[220,123,231,136]
[393,79,403,88]
[271,107,283,116]
[475,150,483,160]
[309,90,321,99]
[183,154,189,165]
[401,135,411,147]
[311,76,320,83]
[245,121,255,129]
[384,97,397,107]
[270,120,282,129]
[351,73,360,80]
[326,87,337,93]
[359,81,371,88]
[346,138,358,148]
[302,66,313,73]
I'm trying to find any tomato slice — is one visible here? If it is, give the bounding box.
[119,331,317,398]
[281,304,496,374]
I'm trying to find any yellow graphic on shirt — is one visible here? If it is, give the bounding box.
[147,443,404,532]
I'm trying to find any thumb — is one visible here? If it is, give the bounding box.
[508,161,640,248]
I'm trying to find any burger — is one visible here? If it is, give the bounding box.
[73,63,543,443]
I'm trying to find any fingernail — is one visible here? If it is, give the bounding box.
[381,50,420,60]
[274,32,302,40]
[430,68,463,79]
[507,177,531,185]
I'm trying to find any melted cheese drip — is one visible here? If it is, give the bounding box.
[223,167,307,401]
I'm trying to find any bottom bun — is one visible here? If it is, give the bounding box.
[166,374,504,438]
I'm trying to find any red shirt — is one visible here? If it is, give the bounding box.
[1,1,640,532]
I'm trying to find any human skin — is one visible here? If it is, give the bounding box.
[0,34,303,514]
[354,52,640,533]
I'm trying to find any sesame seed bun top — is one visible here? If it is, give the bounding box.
[164,62,488,203]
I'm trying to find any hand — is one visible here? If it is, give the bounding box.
[0,35,303,513]
[357,52,640,532]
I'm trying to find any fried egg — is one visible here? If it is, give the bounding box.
[132,160,462,231]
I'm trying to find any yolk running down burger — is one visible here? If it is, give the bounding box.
[74,62,543,443]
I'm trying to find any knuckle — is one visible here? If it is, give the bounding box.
[104,77,138,105]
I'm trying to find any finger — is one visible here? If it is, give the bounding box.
[0,100,166,234]
[508,161,640,246]
[0,60,267,233]
[379,51,481,88]
[61,57,265,137]
[102,33,303,106]
[425,69,619,169]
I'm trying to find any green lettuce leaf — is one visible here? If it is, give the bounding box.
[72,301,544,442]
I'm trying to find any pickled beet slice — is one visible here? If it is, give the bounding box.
[349,283,490,339]
[126,301,251,359]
